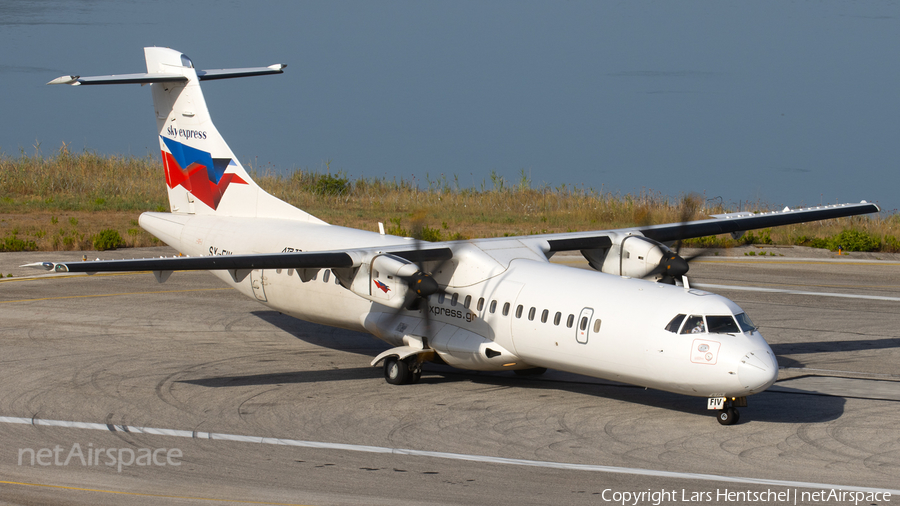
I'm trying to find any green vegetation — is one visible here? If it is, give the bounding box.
[92,229,125,251]
[1,144,898,252]
[1,233,38,252]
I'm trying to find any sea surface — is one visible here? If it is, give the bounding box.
[2,0,899,211]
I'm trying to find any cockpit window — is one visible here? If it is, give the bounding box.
[706,315,740,334]
[680,315,705,334]
[181,54,194,68]
[665,314,686,333]
[735,312,757,332]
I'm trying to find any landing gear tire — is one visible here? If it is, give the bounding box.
[514,367,547,376]
[384,357,410,385]
[717,407,739,425]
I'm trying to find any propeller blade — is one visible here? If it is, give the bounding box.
[644,196,705,284]
[384,216,454,341]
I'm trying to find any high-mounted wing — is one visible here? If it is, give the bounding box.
[24,247,452,277]
[640,202,881,244]
[537,201,880,252]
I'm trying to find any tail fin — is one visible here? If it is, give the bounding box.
[49,47,325,222]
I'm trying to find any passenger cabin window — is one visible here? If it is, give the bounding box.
[489,300,497,313]
[516,305,524,318]
[287,269,293,276]
[503,302,511,316]
[707,315,740,334]
[541,309,549,323]
[553,312,561,326]
[593,319,601,333]
[276,269,282,274]
[579,316,589,331]
[323,270,330,283]
[451,293,459,306]
[566,314,575,328]
[438,293,446,304]
[464,295,471,309]
[665,314,686,333]
[527,307,536,321]
[477,298,484,311]
[680,315,705,334]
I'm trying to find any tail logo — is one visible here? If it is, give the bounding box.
[161,137,247,210]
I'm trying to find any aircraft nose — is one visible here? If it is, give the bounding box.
[738,349,778,393]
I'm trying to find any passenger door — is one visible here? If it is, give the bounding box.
[576,307,593,344]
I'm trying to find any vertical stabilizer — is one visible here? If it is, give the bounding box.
[142,47,323,221]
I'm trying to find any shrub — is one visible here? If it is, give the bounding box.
[829,229,880,252]
[742,228,773,245]
[313,173,350,196]
[417,225,442,242]
[1,235,38,252]
[93,229,124,251]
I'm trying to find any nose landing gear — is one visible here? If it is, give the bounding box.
[717,407,740,425]
[714,396,747,425]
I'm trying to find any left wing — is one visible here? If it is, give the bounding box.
[24,247,452,278]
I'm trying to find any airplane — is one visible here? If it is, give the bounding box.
[35,47,880,425]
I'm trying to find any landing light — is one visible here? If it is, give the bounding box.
[503,363,517,367]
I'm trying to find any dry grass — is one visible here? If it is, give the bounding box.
[2,145,896,251]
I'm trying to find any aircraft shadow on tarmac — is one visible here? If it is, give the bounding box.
[770,337,900,368]
[181,312,847,425]
[252,310,388,356]
[180,367,382,388]
[426,370,846,425]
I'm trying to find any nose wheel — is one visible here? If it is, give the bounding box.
[717,407,740,425]
[714,397,745,425]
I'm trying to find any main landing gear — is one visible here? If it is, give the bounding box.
[383,356,422,385]
[716,397,747,425]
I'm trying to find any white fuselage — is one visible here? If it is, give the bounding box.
[141,211,778,399]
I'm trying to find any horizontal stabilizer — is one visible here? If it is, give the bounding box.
[47,65,285,86]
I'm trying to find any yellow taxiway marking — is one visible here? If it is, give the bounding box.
[691,258,900,266]
[0,287,231,304]
[554,257,900,267]
[0,479,310,505]
[0,271,174,283]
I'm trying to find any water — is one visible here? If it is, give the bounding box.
[2,0,899,211]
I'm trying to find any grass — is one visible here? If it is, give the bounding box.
[2,144,898,252]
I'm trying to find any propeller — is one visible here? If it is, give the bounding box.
[384,218,453,342]
[644,195,705,285]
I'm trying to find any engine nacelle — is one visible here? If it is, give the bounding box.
[348,253,419,308]
[584,232,674,280]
